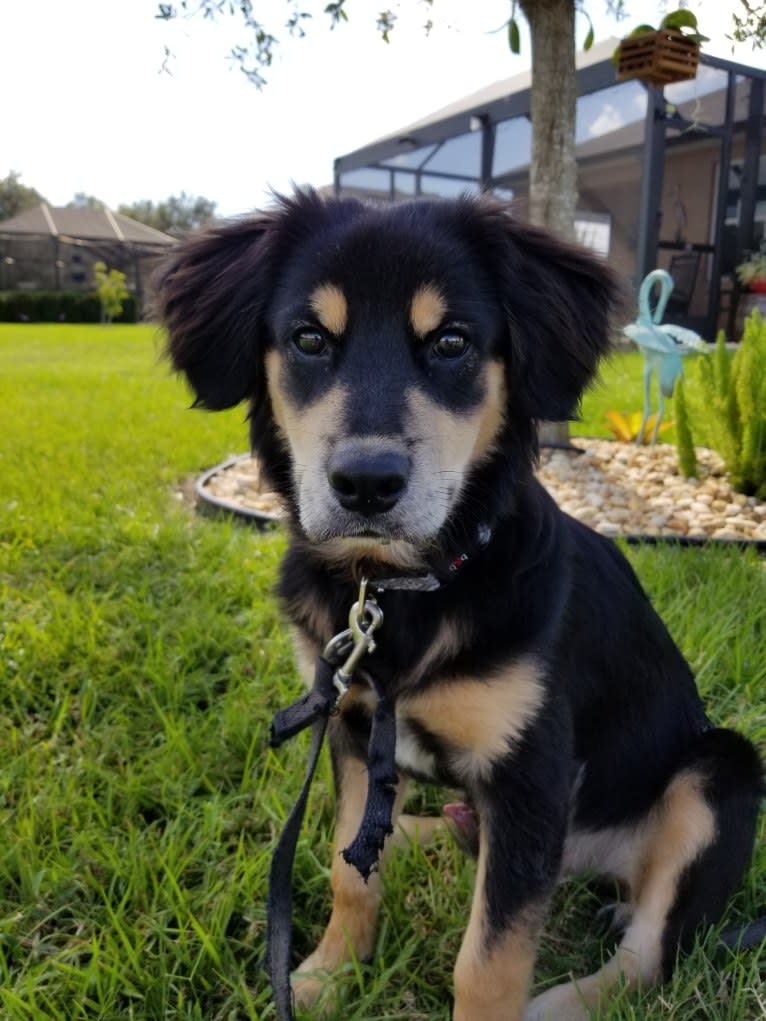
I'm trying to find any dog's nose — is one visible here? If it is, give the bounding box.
[328,449,409,515]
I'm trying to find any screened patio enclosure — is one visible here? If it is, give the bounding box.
[333,38,766,340]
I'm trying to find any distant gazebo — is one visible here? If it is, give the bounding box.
[0,204,175,312]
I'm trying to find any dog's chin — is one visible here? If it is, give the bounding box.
[297,500,449,571]
[301,511,426,546]
[307,532,432,573]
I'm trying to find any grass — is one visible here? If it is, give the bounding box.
[0,323,764,1020]
[574,347,716,446]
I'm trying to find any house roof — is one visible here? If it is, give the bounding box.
[0,204,175,246]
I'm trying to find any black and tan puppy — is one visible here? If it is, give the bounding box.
[154,190,761,1021]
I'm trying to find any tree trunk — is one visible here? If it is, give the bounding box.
[519,0,578,237]
[519,0,578,446]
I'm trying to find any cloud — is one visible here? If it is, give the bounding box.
[588,104,625,138]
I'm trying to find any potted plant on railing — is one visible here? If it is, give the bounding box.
[736,245,766,294]
[613,9,708,87]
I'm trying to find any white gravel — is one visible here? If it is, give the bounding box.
[199,441,766,544]
[537,440,766,542]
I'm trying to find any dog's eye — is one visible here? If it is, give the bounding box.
[293,329,328,356]
[433,330,469,359]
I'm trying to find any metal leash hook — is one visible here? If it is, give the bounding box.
[323,576,384,711]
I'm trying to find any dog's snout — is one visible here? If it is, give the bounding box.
[328,448,409,515]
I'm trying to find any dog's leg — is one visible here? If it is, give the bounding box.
[525,735,761,1021]
[394,801,480,854]
[525,772,712,1020]
[392,813,445,848]
[453,837,547,1021]
[292,728,407,1010]
[451,752,570,1021]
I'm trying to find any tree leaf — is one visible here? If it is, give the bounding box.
[581,8,594,51]
[661,9,698,32]
[508,17,521,54]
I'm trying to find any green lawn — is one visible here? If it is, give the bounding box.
[575,347,714,445]
[1,324,764,1020]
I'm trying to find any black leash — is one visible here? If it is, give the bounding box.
[265,583,396,1021]
[266,656,336,1020]
[340,685,398,878]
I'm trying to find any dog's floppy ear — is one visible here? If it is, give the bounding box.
[152,215,277,410]
[475,200,624,421]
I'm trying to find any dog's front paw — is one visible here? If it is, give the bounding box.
[292,954,336,1016]
[524,981,593,1021]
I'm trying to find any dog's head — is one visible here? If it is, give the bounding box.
[154,190,621,564]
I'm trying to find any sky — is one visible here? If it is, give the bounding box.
[2,0,763,218]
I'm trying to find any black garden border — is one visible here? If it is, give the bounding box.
[194,452,766,554]
[194,454,280,531]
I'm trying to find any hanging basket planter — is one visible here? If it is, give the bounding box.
[615,28,700,87]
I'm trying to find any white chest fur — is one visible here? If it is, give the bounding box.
[394,715,440,780]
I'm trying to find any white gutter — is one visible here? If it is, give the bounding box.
[104,207,125,241]
[41,203,58,236]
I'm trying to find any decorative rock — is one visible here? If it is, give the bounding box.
[667,517,689,533]
[597,522,620,537]
[608,508,632,522]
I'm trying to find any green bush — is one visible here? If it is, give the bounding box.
[93,261,130,323]
[674,376,697,479]
[698,311,766,499]
[0,290,137,323]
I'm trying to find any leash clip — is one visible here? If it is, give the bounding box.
[322,576,384,712]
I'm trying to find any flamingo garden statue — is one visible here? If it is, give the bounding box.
[623,269,709,444]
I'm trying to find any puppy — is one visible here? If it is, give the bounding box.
[154,190,761,1021]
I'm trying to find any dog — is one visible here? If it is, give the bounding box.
[154,190,762,1021]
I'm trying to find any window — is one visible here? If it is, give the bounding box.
[339,168,391,197]
[493,116,532,178]
[574,212,611,257]
[422,132,481,178]
[575,80,646,147]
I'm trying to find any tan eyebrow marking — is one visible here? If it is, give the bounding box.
[410,284,447,338]
[309,283,348,336]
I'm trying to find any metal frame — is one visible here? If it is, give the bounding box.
[335,49,766,339]
[0,230,171,312]
[335,59,619,181]
[637,57,764,337]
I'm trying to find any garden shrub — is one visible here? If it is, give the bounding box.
[698,311,766,499]
[0,290,137,323]
[93,262,130,324]
[674,376,697,479]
